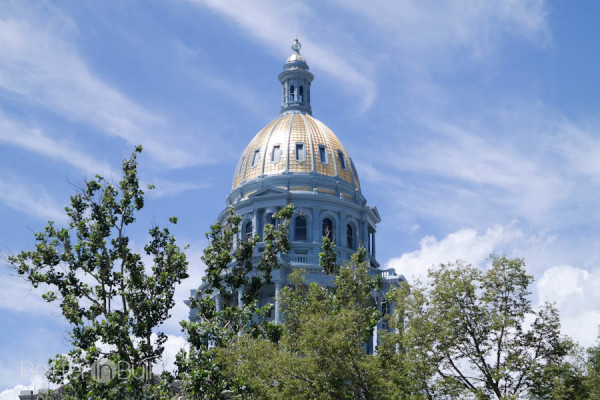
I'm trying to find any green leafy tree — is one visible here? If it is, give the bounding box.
[583,332,600,399]
[224,247,392,399]
[8,146,188,399]
[319,235,338,275]
[176,205,293,399]
[380,256,577,399]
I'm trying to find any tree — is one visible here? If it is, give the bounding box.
[380,256,576,399]
[8,147,188,399]
[223,247,393,399]
[583,332,600,398]
[176,205,293,399]
[319,235,338,275]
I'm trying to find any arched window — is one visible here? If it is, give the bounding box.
[346,224,353,249]
[294,215,307,241]
[299,86,304,103]
[265,213,275,226]
[322,218,333,241]
[244,221,253,241]
[289,85,295,103]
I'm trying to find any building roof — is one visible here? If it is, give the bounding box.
[232,112,360,191]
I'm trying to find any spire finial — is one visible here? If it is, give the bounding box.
[291,37,301,53]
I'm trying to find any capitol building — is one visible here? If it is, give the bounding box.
[189,39,403,351]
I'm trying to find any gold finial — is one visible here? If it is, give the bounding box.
[291,37,301,53]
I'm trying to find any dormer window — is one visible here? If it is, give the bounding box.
[337,150,347,170]
[251,149,260,168]
[289,85,295,103]
[295,143,306,162]
[299,86,304,103]
[271,145,281,163]
[318,145,328,164]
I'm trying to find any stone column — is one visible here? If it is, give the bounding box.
[274,281,281,323]
[238,286,244,308]
[313,209,321,243]
[372,230,376,258]
[215,295,222,313]
[372,324,378,355]
[252,210,259,238]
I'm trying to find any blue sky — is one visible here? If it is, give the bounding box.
[1,0,600,395]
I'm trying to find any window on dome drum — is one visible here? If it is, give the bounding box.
[251,149,260,168]
[271,145,281,163]
[294,215,307,241]
[295,143,306,162]
[381,301,389,329]
[318,145,328,164]
[322,218,333,241]
[265,213,275,227]
[337,150,347,170]
[244,221,253,241]
[299,86,304,103]
[289,85,295,103]
[346,224,353,249]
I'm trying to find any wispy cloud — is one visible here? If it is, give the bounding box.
[0,171,66,222]
[186,0,377,113]
[331,0,549,63]
[147,179,211,198]
[0,1,229,168]
[0,111,119,178]
[187,0,550,114]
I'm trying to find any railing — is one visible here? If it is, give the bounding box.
[250,250,379,268]
[287,254,319,265]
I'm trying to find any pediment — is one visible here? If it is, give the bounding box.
[368,205,382,223]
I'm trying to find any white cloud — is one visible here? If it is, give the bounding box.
[386,223,527,282]
[0,373,55,400]
[538,265,600,346]
[0,172,66,222]
[387,225,600,347]
[0,384,28,400]
[154,334,188,375]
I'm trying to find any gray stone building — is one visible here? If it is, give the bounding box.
[188,38,404,352]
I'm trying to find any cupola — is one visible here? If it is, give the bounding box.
[278,38,314,115]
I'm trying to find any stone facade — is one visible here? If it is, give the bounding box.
[188,39,404,351]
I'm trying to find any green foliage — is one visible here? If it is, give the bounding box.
[176,205,293,399]
[9,146,188,399]
[380,256,577,399]
[582,333,600,399]
[224,246,392,399]
[319,235,338,275]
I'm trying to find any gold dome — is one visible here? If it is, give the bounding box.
[232,111,360,190]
